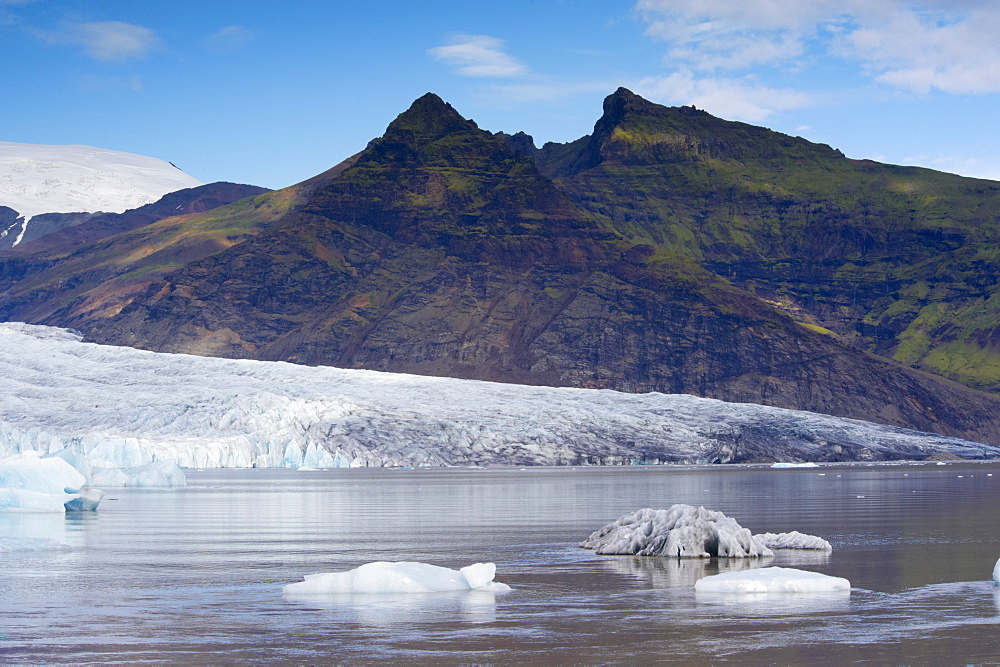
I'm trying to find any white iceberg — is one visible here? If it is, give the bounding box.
[0,451,100,512]
[282,561,512,596]
[87,460,186,488]
[771,462,819,468]
[580,505,832,557]
[993,557,1000,585]
[694,566,851,594]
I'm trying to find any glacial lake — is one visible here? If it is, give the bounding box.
[2,463,1000,662]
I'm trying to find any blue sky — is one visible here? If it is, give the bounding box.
[2,0,999,189]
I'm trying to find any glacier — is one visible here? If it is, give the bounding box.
[1,322,999,470]
[694,567,851,595]
[579,505,831,558]
[283,561,511,596]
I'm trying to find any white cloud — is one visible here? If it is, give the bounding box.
[429,34,527,78]
[204,25,254,53]
[636,69,812,121]
[901,154,1000,182]
[61,21,161,62]
[835,8,1000,94]
[634,0,1000,94]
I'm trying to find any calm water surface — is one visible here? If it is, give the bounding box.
[2,463,1000,662]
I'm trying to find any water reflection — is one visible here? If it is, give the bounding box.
[282,589,503,627]
[597,554,768,588]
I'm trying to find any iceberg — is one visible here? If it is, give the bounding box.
[694,566,851,594]
[282,561,512,596]
[87,461,186,488]
[0,451,100,512]
[2,322,998,470]
[771,462,819,468]
[580,505,831,557]
[754,531,832,551]
[993,557,1000,585]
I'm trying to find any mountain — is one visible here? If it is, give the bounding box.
[4,323,997,468]
[0,182,270,254]
[0,159,356,325]
[3,92,1000,447]
[0,141,204,218]
[30,93,992,445]
[531,88,1000,394]
[0,140,204,249]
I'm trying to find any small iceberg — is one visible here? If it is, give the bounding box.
[87,460,186,488]
[695,566,851,594]
[993,557,1000,585]
[580,505,832,557]
[282,561,512,596]
[771,462,819,468]
[0,451,102,512]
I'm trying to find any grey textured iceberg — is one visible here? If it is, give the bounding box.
[580,505,832,557]
[1,323,998,470]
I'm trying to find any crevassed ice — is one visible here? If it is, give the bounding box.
[282,561,512,595]
[1,322,997,471]
[694,566,851,594]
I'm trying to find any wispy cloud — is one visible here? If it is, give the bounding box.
[429,34,527,78]
[46,20,162,62]
[636,69,811,121]
[204,25,255,53]
[635,0,1000,95]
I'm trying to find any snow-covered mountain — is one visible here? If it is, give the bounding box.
[1,323,995,469]
[0,141,202,245]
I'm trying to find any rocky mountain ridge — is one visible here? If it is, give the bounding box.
[2,91,999,447]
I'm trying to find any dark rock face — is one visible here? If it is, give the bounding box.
[82,93,1000,445]
[535,89,1000,394]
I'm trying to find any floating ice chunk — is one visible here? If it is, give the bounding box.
[754,531,832,551]
[581,505,832,558]
[771,462,819,468]
[282,561,511,595]
[88,460,186,488]
[993,557,1000,585]
[695,567,851,594]
[0,451,98,512]
[580,505,771,558]
[63,487,104,512]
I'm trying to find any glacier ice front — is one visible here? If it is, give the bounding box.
[2,322,998,470]
[694,567,851,594]
[0,451,102,512]
[282,561,512,595]
[580,505,832,557]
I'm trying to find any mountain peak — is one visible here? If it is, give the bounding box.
[383,92,477,143]
[602,87,657,121]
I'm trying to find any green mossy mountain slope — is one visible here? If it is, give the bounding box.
[78,94,1000,445]
[533,88,1000,392]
